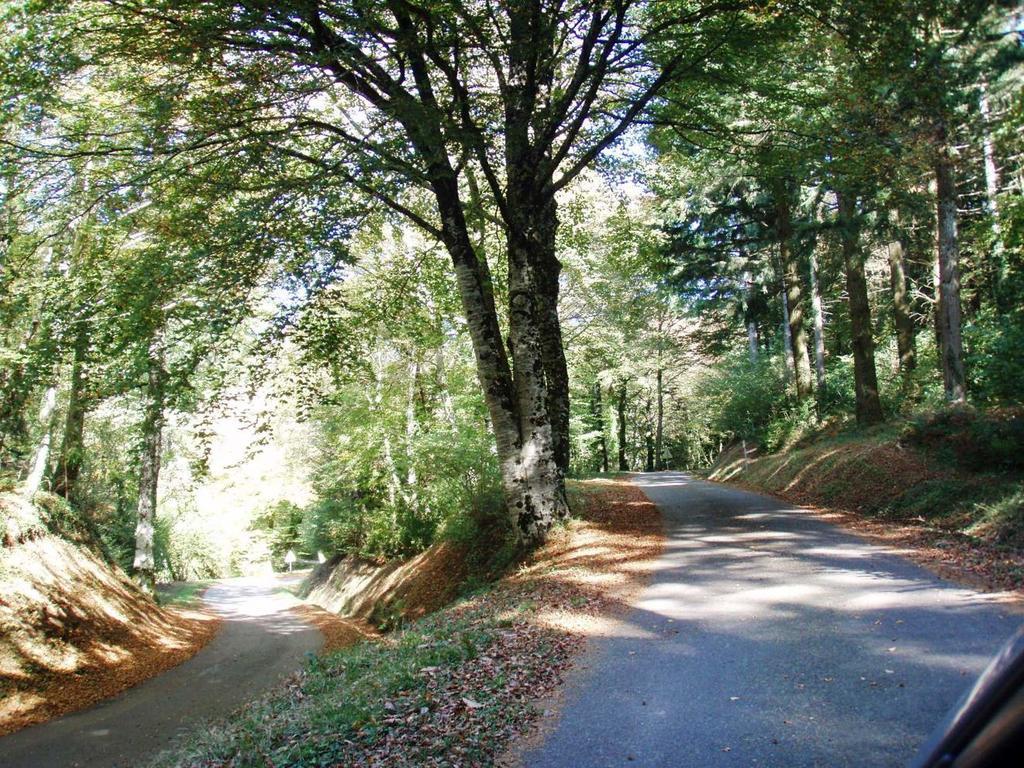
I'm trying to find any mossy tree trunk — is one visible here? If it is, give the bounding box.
[808,249,827,392]
[19,385,58,497]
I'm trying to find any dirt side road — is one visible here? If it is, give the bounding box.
[0,573,321,768]
[523,472,1020,768]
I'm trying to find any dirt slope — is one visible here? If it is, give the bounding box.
[298,540,472,628]
[0,493,219,735]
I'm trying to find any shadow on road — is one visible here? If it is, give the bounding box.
[525,472,1021,768]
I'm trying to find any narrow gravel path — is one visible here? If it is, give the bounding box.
[524,472,1021,768]
[0,573,321,768]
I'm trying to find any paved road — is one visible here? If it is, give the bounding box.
[525,472,1021,768]
[0,573,321,768]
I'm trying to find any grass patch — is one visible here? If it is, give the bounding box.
[156,580,213,607]
[150,581,561,767]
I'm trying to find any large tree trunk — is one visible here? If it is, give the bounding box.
[617,382,628,471]
[504,188,571,538]
[52,323,89,501]
[979,78,1005,304]
[430,171,568,545]
[837,191,884,425]
[19,385,58,497]
[743,271,759,364]
[781,282,795,381]
[535,251,571,476]
[133,329,166,596]
[934,123,967,403]
[886,224,917,390]
[808,250,827,391]
[390,4,571,545]
[773,178,813,399]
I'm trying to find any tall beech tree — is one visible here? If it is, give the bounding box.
[71,0,758,542]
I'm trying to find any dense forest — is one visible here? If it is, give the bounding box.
[1,0,1021,591]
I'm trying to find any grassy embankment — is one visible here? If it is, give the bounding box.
[149,478,663,768]
[709,407,1024,591]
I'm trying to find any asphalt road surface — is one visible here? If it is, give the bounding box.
[524,472,1020,768]
[0,573,321,768]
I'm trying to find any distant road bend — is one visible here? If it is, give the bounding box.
[525,472,1019,768]
[0,573,320,768]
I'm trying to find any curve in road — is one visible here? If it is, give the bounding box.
[0,573,321,768]
[524,472,1020,768]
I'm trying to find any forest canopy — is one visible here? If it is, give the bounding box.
[1,0,1021,587]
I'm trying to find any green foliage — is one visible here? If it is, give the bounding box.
[696,355,791,444]
[303,385,501,561]
[964,311,1024,404]
[269,241,505,563]
[251,500,305,561]
[0,0,1020,610]
[149,584,546,768]
[29,491,101,549]
[686,352,837,455]
[904,407,1024,472]
[156,579,212,607]
[160,517,222,582]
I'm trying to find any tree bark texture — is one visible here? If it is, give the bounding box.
[655,367,664,471]
[431,169,568,544]
[837,191,884,425]
[617,382,628,472]
[591,381,609,473]
[886,231,917,388]
[808,250,827,391]
[53,323,89,501]
[979,78,1005,302]
[773,179,813,399]
[934,123,967,403]
[19,386,58,497]
[781,281,795,382]
[133,329,166,596]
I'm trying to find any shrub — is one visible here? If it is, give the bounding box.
[965,311,1024,405]
[904,407,1024,472]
